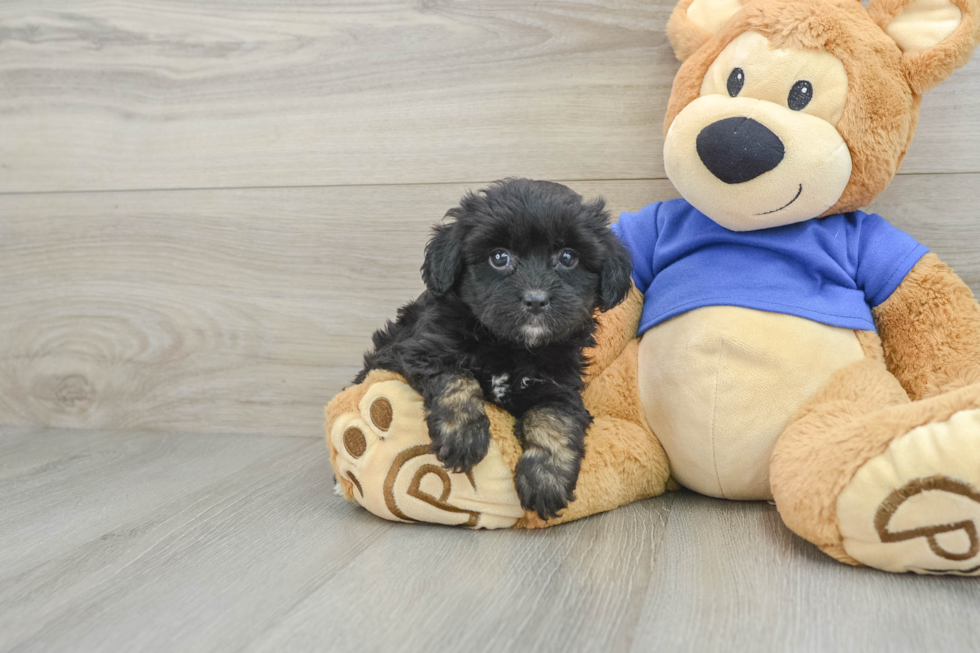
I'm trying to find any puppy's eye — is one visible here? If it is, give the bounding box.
[556,249,578,269]
[727,68,744,97]
[489,249,511,270]
[788,80,813,110]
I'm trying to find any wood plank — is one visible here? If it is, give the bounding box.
[0,427,311,581]
[246,497,675,653]
[0,425,121,481]
[0,433,391,652]
[1,428,978,652]
[1,174,977,436]
[629,493,980,652]
[1,1,978,194]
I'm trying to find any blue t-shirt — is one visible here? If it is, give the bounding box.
[611,199,928,335]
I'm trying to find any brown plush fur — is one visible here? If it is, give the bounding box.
[582,284,644,384]
[873,253,980,400]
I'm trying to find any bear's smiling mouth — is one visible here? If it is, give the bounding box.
[757,184,803,215]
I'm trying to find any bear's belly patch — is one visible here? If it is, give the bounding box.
[637,306,865,500]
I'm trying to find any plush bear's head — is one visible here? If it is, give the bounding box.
[663,0,979,231]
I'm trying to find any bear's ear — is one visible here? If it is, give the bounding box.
[869,0,980,93]
[667,0,746,61]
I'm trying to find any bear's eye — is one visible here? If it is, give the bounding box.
[727,68,745,97]
[556,249,578,269]
[489,249,511,269]
[788,80,813,110]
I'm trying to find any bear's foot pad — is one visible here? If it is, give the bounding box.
[329,380,524,529]
[838,408,980,575]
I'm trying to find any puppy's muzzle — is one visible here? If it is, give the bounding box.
[522,290,551,315]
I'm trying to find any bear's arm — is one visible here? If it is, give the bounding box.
[872,252,980,401]
[582,282,644,383]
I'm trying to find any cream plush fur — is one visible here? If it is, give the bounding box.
[327,0,980,575]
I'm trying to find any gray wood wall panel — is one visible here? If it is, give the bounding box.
[1,0,979,437]
[1,175,978,436]
[0,1,978,194]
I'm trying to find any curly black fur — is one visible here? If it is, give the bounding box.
[356,178,633,519]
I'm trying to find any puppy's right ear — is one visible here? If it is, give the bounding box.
[421,221,463,296]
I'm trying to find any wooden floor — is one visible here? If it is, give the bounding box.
[0,426,978,653]
[3,1,980,650]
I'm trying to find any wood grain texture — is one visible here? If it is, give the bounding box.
[1,1,978,194]
[0,430,384,652]
[631,493,980,653]
[0,428,308,580]
[1,427,977,653]
[247,497,675,653]
[1,174,978,436]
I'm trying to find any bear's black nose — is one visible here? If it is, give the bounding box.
[696,117,785,184]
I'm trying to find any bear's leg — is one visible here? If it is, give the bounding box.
[771,335,980,574]
[327,370,526,529]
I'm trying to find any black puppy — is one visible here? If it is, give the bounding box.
[356,178,633,520]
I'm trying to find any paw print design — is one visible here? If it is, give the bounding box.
[875,476,980,573]
[838,408,980,575]
[327,380,524,529]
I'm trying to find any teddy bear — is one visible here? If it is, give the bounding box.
[326,0,980,575]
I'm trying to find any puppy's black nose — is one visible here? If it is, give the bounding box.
[696,117,784,184]
[522,290,550,314]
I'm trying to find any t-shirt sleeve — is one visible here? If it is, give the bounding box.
[854,212,929,307]
[610,203,661,294]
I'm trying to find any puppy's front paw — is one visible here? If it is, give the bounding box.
[514,451,577,521]
[513,403,588,521]
[426,397,491,474]
[428,411,491,473]
[424,373,492,473]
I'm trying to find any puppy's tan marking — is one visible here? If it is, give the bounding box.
[425,372,492,472]
[440,375,483,412]
[431,374,485,436]
[521,407,581,476]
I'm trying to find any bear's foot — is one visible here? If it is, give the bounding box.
[328,379,524,529]
[837,408,980,575]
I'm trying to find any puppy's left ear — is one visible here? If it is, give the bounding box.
[599,238,633,312]
[587,199,633,312]
[421,220,464,296]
